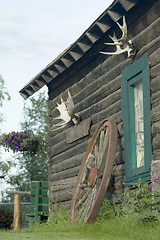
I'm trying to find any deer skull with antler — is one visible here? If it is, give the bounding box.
[100,16,136,57]
[51,91,80,131]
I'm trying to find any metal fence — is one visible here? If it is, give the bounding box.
[0,201,31,228]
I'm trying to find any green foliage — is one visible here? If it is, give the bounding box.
[40,207,70,228]
[0,205,13,229]
[122,179,160,222]
[1,214,160,240]
[0,75,11,176]
[4,90,48,196]
[49,207,70,225]
[96,199,120,221]
[21,91,48,135]
[0,74,10,112]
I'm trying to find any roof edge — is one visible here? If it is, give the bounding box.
[19,0,138,99]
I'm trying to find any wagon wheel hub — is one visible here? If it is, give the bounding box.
[83,168,97,187]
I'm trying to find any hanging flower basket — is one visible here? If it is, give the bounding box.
[1,131,47,155]
[19,139,39,151]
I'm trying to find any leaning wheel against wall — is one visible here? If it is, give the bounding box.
[70,119,118,224]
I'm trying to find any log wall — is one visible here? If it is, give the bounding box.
[48,0,160,212]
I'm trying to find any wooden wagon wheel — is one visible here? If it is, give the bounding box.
[70,120,118,224]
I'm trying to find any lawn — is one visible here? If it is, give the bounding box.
[0,216,160,240]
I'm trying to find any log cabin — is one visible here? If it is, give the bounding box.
[20,0,160,217]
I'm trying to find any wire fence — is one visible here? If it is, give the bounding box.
[0,188,32,229]
[0,201,31,228]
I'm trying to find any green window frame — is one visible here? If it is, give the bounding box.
[121,54,152,185]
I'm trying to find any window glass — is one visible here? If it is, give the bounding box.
[134,81,144,168]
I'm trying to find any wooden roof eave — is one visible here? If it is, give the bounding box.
[19,0,139,100]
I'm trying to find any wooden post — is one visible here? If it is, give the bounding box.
[13,194,20,230]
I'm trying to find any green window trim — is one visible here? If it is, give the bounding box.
[121,54,152,185]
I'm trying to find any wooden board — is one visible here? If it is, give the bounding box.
[66,118,91,143]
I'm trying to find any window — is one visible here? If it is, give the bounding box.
[121,54,152,185]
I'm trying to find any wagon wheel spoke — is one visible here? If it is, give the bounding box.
[70,120,118,224]
[76,185,97,223]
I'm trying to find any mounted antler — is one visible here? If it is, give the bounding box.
[100,16,136,57]
[51,91,80,131]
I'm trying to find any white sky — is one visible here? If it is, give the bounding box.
[0,0,113,186]
[0,0,113,135]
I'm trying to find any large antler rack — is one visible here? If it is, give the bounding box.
[51,91,80,131]
[100,16,136,58]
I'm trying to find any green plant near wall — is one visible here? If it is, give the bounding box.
[122,178,160,222]
[96,199,121,221]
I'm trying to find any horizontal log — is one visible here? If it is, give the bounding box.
[152,121,160,136]
[49,59,107,105]
[50,153,84,174]
[86,108,122,130]
[81,99,121,123]
[113,164,125,177]
[48,129,66,147]
[152,135,160,151]
[117,122,123,137]
[75,78,121,113]
[151,105,160,123]
[49,75,122,130]
[114,176,125,190]
[50,166,80,182]
[152,149,160,161]
[49,138,88,163]
[150,63,160,79]
[134,17,160,57]
[116,136,124,152]
[136,34,160,61]
[49,103,121,159]
[50,182,76,192]
[49,176,77,187]
[49,188,74,203]
[49,52,129,111]
[115,150,124,165]
[151,91,160,108]
[49,131,88,157]
[150,47,160,67]
[108,111,122,125]
[151,75,160,93]
[128,0,160,38]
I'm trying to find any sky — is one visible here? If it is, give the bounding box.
[0,0,113,188]
[0,0,113,134]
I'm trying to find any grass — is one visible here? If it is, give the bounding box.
[1,197,160,240]
[0,216,160,240]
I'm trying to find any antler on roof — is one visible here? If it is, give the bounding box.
[100,16,135,58]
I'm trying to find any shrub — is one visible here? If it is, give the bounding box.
[96,199,121,221]
[122,178,160,222]
[0,205,13,229]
